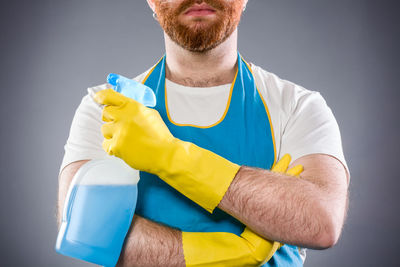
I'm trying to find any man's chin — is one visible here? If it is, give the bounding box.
[181,19,217,32]
[174,36,224,53]
[162,15,234,53]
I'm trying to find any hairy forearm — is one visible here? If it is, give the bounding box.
[117,215,185,267]
[218,155,348,249]
[219,166,326,248]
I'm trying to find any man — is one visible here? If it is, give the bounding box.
[57,0,349,266]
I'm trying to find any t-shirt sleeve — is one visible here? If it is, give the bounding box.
[279,90,349,178]
[59,85,108,175]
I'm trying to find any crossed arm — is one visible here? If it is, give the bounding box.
[219,153,349,249]
[57,153,348,266]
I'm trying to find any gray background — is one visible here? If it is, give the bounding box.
[1,0,399,266]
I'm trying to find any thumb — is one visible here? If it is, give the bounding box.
[94,88,126,106]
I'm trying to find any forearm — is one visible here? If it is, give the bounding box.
[219,166,325,247]
[218,155,348,249]
[117,215,185,267]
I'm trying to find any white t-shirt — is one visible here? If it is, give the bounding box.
[60,62,349,178]
[60,62,349,262]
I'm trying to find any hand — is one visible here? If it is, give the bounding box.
[94,88,240,213]
[94,88,176,174]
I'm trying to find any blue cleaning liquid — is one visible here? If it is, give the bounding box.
[56,185,137,267]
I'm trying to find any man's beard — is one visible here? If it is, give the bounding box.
[154,0,244,52]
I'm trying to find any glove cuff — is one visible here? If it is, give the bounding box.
[183,231,260,267]
[158,139,240,213]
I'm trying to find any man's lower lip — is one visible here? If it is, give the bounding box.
[184,10,216,16]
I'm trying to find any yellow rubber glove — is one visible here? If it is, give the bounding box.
[94,89,240,213]
[182,154,303,267]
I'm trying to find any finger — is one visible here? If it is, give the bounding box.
[271,154,291,173]
[102,139,114,155]
[94,88,126,106]
[101,122,115,139]
[102,105,119,122]
[286,164,304,177]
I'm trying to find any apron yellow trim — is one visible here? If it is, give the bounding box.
[242,57,277,166]
[141,55,276,166]
[164,68,237,129]
[141,56,164,84]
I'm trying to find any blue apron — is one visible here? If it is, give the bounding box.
[136,52,302,266]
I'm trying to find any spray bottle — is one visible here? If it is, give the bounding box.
[55,74,156,266]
